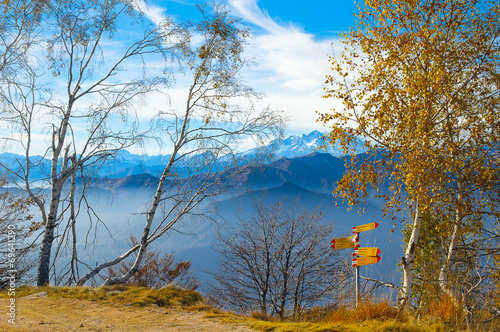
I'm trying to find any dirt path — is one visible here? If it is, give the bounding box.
[0,293,255,332]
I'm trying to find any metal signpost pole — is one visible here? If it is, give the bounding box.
[355,232,359,308]
[356,264,360,308]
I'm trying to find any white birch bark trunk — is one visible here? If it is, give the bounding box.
[36,100,74,285]
[439,180,463,305]
[101,151,179,286]
[100,88,193,286]
[400,199,422,309]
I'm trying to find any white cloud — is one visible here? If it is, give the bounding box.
[129,0,344,133]
[248,31,333,91]
[228,0,290,34]
[130,0,344,135]
[132,0,169,25]
[259,92,343,132]
[227,0,343,132]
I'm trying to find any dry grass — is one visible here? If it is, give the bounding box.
[197,298,455,332]
[327,298,403,324]
[188,303,219,312]
[422,296,464,326]
[245,320,444,332]
[0,284,203,308]
[2,287,499,331]
[191,299,442,332]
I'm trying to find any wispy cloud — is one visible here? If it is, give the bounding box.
[227,0,342,131]
[133,0,169,25]
[228,0,290,34]
[135,0,343,133]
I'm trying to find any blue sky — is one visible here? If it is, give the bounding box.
[1,0,360,156]
[254,0,358,36]
[148,0,358,36]
[139,0,358,136]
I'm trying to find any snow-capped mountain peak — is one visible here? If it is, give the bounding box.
[0,131,365,180]
[268,130,365,159]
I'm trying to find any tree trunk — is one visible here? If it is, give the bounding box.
[438,220,460,305]
[69,160,79,284]
[37,221,56,285]
[101,111,188,286]
[439,180,463,306]
[36,102,73,285]
[278,272,289,319]
[260,289,268,316]
[400,199,422,309]
[101,160,173,286]
[292,262,306,320]
[76,243,141,286]
[37,182,63,285]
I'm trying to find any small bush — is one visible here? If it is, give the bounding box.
[188,304,218,312]
[424,295,464,327]
[105,236,200,290]
[251,311,276,322]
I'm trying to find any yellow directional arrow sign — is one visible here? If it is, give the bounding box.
[355,247,381,257]
[352,256,381,267]
[353,222,380,233]
[331,241,356,249]
[331,234,358,249]
[331,234,355,243]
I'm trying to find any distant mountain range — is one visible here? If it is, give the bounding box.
[1,131,400,289]
[241,130,352,159]
[0,131,365,180]
[52,149,400,289]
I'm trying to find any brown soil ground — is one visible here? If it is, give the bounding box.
[0,293,255,332]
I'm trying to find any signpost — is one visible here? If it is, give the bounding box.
[330,234,358,249]
[352,222,379,233]
[331,241,356,249]
[330,222,382,308]
[331,234,356,243]
[354,247,381,257]
[352,255,382,267]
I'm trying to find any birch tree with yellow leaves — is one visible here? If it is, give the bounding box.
[320,0,500,310]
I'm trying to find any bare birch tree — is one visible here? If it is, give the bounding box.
[76,4,284,287]
[0,0,187,285]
